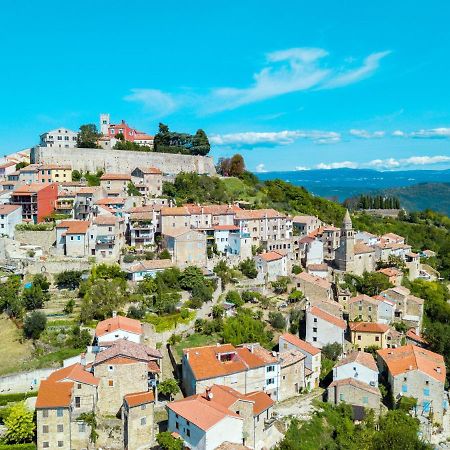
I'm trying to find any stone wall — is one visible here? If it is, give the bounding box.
[32,146,217,176]
[0,367,55,392]
[14,229,56,253]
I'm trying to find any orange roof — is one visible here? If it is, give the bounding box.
[335,351,378,371]
[377,345,445,383]
[406,329,428,345]
[309,306,346,329]
[56,220,90,234]
[93,215,119,225]
[185,204,241,215]
[36,380,73,408]
[328,377,381,396]
[235,208,287,220]
[0,204,21,214]
[13,183,55,194]
[296,271,331,290]
[354,241,375,255]
[168,393,242,431]
[48,363,100,386]
[213,225,240,231]
[140,167,162,174]
[95,315,142,337]
[124,391,155,407]
[161,206,190,216]
[258,251,284,262]
[377,267,402,277]
[279,333,321,356]
[100,173,131,180]
[349,322,389,334]
[96,197,125,205]
[183,343,274,381]
[348,294,379,306]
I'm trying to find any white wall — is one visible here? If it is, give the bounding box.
[306,313,344,349]
[97,330,141,345]
[333,362,378,386]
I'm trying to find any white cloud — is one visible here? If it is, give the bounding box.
[295,166,310,171]
[400,155,450,165]
[255,163,267,173]
[124,88,178,116]
[210,130,341,147]
[126,47,390,114]
[322,51,391,89]
[392,130,405,137]
[410,127,450,138]
[350,129,385,139]
[367,158,400,169]
[316,161,358,170]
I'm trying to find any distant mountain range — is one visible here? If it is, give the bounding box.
[256,168,450,214]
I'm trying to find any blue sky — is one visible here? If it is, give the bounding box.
[1,0,450,171]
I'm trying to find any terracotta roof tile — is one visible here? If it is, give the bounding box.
[48,363,100,386]
[348,294,379,306]
[279,333,321,356]
[95,316,143,337]
[335,351,378,372]
[349,322,389,333]
[0,204,21,214]
[36,380,73,408]
[100,173,131,180]
[354,241,375,255]
[296,271,331,290]
[258,251,285,262]
[93,215,119,225]
[161,206,190,216]
[328,377,381,396]
[93,339,161,366]
[96,197,125,205]
[124,391,155,407]
[309,306,346,329]
[235,208,287,220]
[377,345,445,383]
[56,220,90,234]
[406,329,428,345]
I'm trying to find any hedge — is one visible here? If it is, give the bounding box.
[0,444,36,450]
[0,392,38,407]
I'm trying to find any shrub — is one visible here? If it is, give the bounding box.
[268,311,286,330]
[225,290,243,307]
[23,311,47,340]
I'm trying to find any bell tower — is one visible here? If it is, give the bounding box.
[100,113,110,136]
[337,209,355,272]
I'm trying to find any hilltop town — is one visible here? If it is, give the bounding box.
[0,115,449,450]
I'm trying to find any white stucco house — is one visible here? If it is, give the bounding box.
[126,259,174,282]
[333,351,379,387]
[254,251,287,283]
[94,315,143,345]
[0,204,22,238]
[305,305,346,349]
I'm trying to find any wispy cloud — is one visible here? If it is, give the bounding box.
[210,130,341,147]
[314,155,450,170]
[295,166,310,171]
[349,129,385,139]
[125,47,390,115]
[255,163,268,173]
[409,127,450,139]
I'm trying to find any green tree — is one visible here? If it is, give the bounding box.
[271,276,290,294]
[77,124,101,148]
[67,325,92,348]
[3,402,35,444]
[23,311,47,339]
[291,265,302,275]
[269,311,286,330]
[72,169,82,181]
[0,275,22,316]
[212,304,224,319]
[321,342,342,361]
[127,181,142,196]
[22,283,49,310]
[55,270,83,290]
[32,273,50,292]
[239,258,258,279]
[225,290,243,307]
[158,379,180,400]
[191,129,211,156]
[156,431,183,450]
[78,411,98,444]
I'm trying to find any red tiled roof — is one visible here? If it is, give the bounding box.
[185,204,240,215]
[258,251,284,262]
[235,208,287,220]
[36,380,73,408]
[124,391,155,407]
[93,339,161,366]
[13,183,55,194]
[100,173,131,181]
[279,333,321,356]
[96,197,125,205]
[95,316,142,337]
[56,220,90,234]
[377,267,402,277]
[139,167,162,174]
[93,215,119,225]
[349,322,389,333]
[0,204,21,214]
[377,345,445,382]
[213,225,240,231]
[309,306,346,329]
[328,377,381,396]
[348,294,379,306]
[406,329,428,345]
[296,271,331,290]
[48,363,100,386]
[334,351,378,372]
[307,263,328,272]
[354,241,375,255]
[243,390,274,415]
[161,206,190,216]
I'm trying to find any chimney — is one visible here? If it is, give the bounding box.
[205,388,213,400]
[436,367,441,374]
[112,311,117,318]
[80,353,86,367]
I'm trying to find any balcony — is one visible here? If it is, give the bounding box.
[96,235,115,244]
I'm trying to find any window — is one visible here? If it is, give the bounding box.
[423,388,430,396]
[58,441,64,448]
[78,423,86,432]
[425,380,429,386]
[267,366,275,373]
[43,443,49,448]
[362,396,368,404]
[266,378,275,385]
[175,422,179,430]
[57,424,64,432]
[108,380,114,387]
[141,404,147,410]
[108,365,114,372]
[402,384,408,393]
[375,336,380,342]
[56,408,63,417]
[357,335,361,341]
[187,429,191,437]
[42,425,49,433]
[75,397,81,408]
[313,327,317,332]
[141,417,146,426]
[339,393,344,401]
[313,337,317,342]
[313,318,317,323]
[42,410,49,418]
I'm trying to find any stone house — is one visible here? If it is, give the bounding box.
[278,350,306,400]
[306,263,329,279]
[122,391,155,450]
[297,236,324,266]
[90,215,125,261]
[254,251,288,283]
[349,322,390,351]
[352,241,376,276]
[100,173,131,195]
[327,378,381,411]
[406,329,429,348]
[278,333,321,390]
[131,166,163,197]
[332,351,379,387]
[377,345,447,424]
[40,127,78,148]
[182,343,281,400]
[163,228,207,267]
[167,384,274,450]
[305,306,346,349]
[294,271,332,303]
[377,267,403,286]
[125,204,162,248]
[73,186,105,220]
[348,294,395,324]
[92,339,162,415]
[292,215,323,237]
[56,220,91,257]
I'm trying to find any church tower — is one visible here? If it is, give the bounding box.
[336,209,355,272]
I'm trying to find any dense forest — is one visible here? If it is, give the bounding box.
[344,194,401,210]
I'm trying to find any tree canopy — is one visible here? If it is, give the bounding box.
[77,124,101,148]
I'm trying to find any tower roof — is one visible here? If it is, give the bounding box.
[343,209,352,228]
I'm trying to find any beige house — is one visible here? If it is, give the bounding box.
[163,228,207,267]
[327,377,381,411]
[377,345,447,424]
[55,220,90,257]
[131,167,163,197]
[254,251,288,283]
[349,322,390,351]
[348,294,381,322]
[278,350,306,400]
[90,215,125,261]
[100,173,131,194]
[294,271,332,303]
